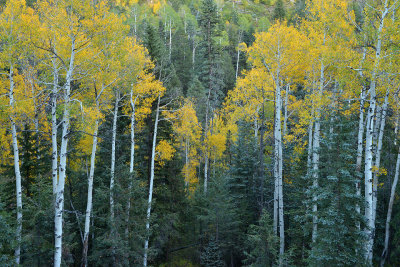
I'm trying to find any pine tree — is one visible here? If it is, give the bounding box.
[308,111,363,266]
[243,210,278,267]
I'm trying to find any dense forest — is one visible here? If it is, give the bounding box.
[1,0,400,266]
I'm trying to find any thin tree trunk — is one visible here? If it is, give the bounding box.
[81,119,99,267]
[312,60,324,244]
[204,66,213,193]
[356,83,366,230]
[110,90,119,266]
[9,65,22,265]
[169,18,172,61]
[126,92,137,240]
[235,31,241,79]
[143,95,161,267]
[54,41,75,267]
[274,80,284,258]
[371,91,389,242]
[311,118,320,244]
[185,139,189,187]
[52,58,59,196]
[110,91,119,223]
[380,145,400,267]
[364,3,388,262]
[283,84,289,137]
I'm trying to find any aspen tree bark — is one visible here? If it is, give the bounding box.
[52,57,59,196]
[380,142,400,267]
[235,31,242,79]
[185,139,189,187]
[204,75,213,193]
[169,18,172,61]
[125,91,137,239]
[110,90,119,228]
[371,91,389,241]
[274,79,284,257]
[54,41,75,267]
[355,43,367,231]
[307,121,313,175]
[364,3,388,262]
[109,90,119,265]
[311,117,320,244]
[283,84,289,137]
[82,119,99,267]
[356,84,366,230]
[312,60,324,244]
[143,95,161,267]
[9,65,22,265]
[307,104,315,178]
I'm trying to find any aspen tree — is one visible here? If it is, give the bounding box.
[361,1,399,261]
[248,21,307,259]
[79,9,129,263]
[0,0,38,263]
[36,1,106,265]
[302,0,355,244]
[381,111,400,267]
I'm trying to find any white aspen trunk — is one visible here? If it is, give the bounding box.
[307,121,314,175]
[9,65,22,265]
[283,84,290,137]
[254,115,258,141]
[274,77,284,258]
[109,91,119,265]
[204,147,209,193]
[312,60,324,244]
[204,79,213,194]
[134,12,137,36]
[395,116,399,146]
[110,91,119,226]
[273,167,278,236]
[311,118,320,244]
[143,95,161,267]
[125,92,137,240]
[364,3,388,262]
[373,106,382,154]
[185,139,189,187]
[371,91,389,240]
[380,146,400,267]
[235,31,241,79]
[192,44,196,68]
[82,119,99,267]
[54,41,75,267]
[169,18,172,61]
[278,140,284,256]
[356,85,366,230]
[52,58,59,196]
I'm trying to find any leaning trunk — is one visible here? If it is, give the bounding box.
[380,146,400,267]
[81,119,99,267]
[9,65,23,265]
[143,95,161,267]
[371,91,389,235]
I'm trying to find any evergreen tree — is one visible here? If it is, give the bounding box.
[273,0,286,21]
[243,210,278,267]
[308,111,364,266]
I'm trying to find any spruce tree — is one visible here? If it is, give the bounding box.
[308,111,363,266]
